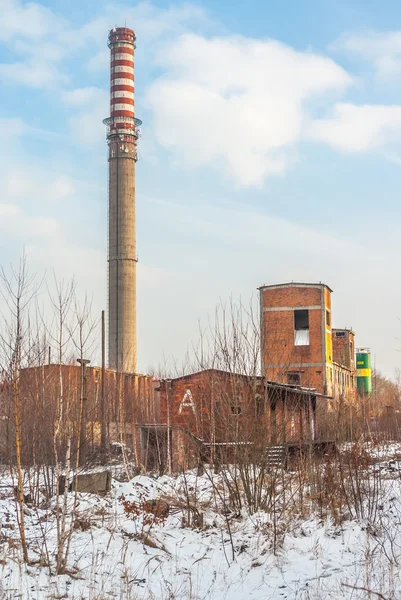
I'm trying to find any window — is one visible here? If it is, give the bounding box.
[231,405,242,415]
[294,309,310,346]
[326,310,331,327]
[335,331,345,338]
[287,372,301,385]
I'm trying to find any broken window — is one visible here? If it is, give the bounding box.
[294,309,310,346]
[287,372,301,385]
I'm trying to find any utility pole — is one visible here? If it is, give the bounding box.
[77,358,90,466]
[101,310,107,456]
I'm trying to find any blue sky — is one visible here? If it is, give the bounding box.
[1,0,401,376]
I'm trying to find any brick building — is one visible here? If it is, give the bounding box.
[0,364,157,465]
[259,282,356,401]
[332,328,356,400]
[153,369,325,471]
[0,281,357,472]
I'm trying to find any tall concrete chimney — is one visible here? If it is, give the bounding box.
[103,27,141,373]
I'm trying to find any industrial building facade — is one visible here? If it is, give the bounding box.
[0,280,360,471]
[259,282,357,402]
[153,369,322,471]
[0,364,156,465]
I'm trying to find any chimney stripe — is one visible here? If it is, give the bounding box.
[112,79,134,87]
[112,53,134,62]
[111,66,134,75]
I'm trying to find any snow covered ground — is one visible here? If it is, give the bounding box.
[1,447,401,599]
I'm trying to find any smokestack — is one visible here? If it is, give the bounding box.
[103,27,141,373]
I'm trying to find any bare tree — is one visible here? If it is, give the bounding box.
[0,255,38,563]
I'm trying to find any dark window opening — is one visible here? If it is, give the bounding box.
[231,405,242,415]
[335,331,345,338]
[287,372,301,385]
[294,309,310,346]
[294,309,309,330]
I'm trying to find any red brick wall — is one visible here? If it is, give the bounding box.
[260,284,330,394]
[158,370,318,448]
[18,365,157,425]
[332,330,355,371]
[158,370,264,444]
[2,365,158,464]
[333,331,349,367]
[261,285,322,308]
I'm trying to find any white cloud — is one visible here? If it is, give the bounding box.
[2,165,75,204]
[48,176,75,200]
[146,34,351,186]
[128,2,208,41]
[63,87,106,107]
[0,0,77,89]
[334,29,401,79]
[0,0,62,42]
[0,59,66,88]
[0,202,61,240]
[308,103,401,152]
[86,50,109,72]
[63,87,108,145]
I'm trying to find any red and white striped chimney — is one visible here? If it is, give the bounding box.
[104,27,141,373]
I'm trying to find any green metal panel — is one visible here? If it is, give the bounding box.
[357,376,372,394]
[356,353,370,369]
[356,351,372,394]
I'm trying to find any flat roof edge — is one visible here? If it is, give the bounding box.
[258,282,333,293]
